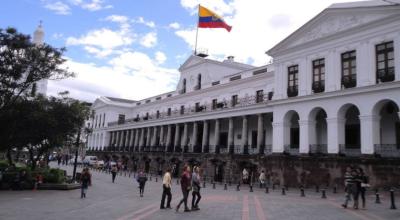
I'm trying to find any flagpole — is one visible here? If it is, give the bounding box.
[194,4,200,55]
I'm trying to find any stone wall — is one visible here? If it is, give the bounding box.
[94,152,400,189]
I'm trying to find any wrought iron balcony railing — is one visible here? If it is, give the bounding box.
[107,94,270,127]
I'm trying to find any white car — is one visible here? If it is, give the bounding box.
[69,156,83,165]
[95,160,104,168]
[83,156,98,166]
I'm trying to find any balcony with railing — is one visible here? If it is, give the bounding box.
[284,145,300,155]
[287,86,298,97]
[341,74,356,88]
[309,144,327,154]
[374,144,400,158]
[377,67,395,83]
[312,81,325,93]
[339,144,361,157]
[107,94,270,127]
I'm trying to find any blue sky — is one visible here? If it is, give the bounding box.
[0,0,364,102]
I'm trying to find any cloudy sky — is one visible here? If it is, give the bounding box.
[1,0,366,102]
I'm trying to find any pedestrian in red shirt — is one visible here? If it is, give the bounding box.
[176,165,192,212]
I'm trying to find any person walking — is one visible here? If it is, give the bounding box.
[80,168,91,199]
[242,168,249,184]
[351,168,362,209]
[191,166,202,211]
[342,166,354,208]
[137,170,148,197]
[176,165,192,212]
[111,165,118,183]
[358,168,369,209]
[160,168,172,209]
[259,170,266,188]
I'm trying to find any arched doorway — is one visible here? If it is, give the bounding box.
[283,110,300,155]
[373,100,400,157]
[338,104,360,156]
[309,108,327,154]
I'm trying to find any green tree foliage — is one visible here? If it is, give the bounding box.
[0,94,90,169]
[0,27,73,111]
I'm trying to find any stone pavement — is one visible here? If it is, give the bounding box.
[0,164,399,220]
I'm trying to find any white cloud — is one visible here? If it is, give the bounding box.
[168,22,181,29]
[52,33,64,39]
[176,0,367,66]
[140,32,157,48]
[44,1,71,15]
[155,51,167,64]
[48,54,179,102]
[133,17,156,28]
[70,0,112,11]
[66,28,134,57]
[105,15,129,23]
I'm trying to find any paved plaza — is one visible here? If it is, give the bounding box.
[0,165,399,220]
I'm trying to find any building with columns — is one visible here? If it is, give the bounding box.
[87,1,400,187]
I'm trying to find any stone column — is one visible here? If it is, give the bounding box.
[174,124,181,152]
[272,122,285,153]
[129,129,135,148]
[228,117,234,153]
[192,121,198,153]
[139,128,145,151]
[134,129,140,150]
[124,130,130,148]
[360,114,380,154]
[242,116,248,154]
[327,117,345,154]
[151,126,157,147]
[214,119,220,153]
[181,123,188,152]
[166,125,172,151]
[257,114,264,154]
[159,125,164,148]
[299,120,314,154]
[146,127,151,148]
[202,120,209,153]
[109,131,113,147]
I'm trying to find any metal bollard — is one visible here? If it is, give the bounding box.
[250,184,253,192]
[213,182,216,189]
[375,192,381,204]
[237,183,240,191]
[282,187,286,195]
[333,185,337,194]
[272,184,275,190]
[229,181,231,186]
[316,185,319,193]
[150,176,152,181]
[301,188,305,197]
[390,188,396,210]
[155,177,158,182]
[124,171,126,177]
[265,186,269,194]
[203,181,206,188]
[321,189,327,199]
[224,183,227,190]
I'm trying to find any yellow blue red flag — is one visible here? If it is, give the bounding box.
[198,5,232,32]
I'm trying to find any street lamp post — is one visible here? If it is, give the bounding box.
[72,127,81,182]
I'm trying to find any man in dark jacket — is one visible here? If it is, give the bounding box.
[136,170,148,197]
[176,165,191,212]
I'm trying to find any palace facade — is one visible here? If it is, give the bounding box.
[87,1,400,187]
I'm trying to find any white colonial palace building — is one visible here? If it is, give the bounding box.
[88,1,400,160]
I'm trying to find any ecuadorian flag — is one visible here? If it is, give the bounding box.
[198,5,232,32]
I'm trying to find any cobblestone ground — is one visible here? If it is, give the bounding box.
[0,164,399,220]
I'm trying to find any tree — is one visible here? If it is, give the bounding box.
[0,94,91,169]
[0,27,73,111]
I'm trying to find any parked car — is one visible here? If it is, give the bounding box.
[69,156,83,165]
[95,160,104,168]
[83,156,98,166]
